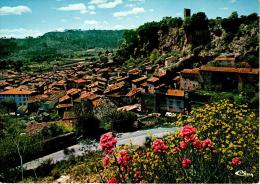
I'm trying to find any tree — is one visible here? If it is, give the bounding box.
[150,49,160,64]
[137,21,160,54]
[0,116,43,182]
[190,12,209,30]
[108,111,137,132]
[0,99,17,113]
[184,12,209,33]
[75,112,101,138]
[221,11,240,33]
[183,12,210,46]
[159,17,183,32]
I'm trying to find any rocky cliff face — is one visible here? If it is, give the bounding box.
[158,25,259,57]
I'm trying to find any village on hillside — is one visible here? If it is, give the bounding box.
[0,52,258,127]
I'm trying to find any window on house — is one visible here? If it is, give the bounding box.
[176,100,182,107]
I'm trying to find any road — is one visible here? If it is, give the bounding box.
[23,127,178,170]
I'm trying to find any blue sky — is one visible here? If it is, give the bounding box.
[0,0,259,38]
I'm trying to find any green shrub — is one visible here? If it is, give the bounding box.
[108,111,137,132]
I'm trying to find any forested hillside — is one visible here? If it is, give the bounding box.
[0,30,125,69]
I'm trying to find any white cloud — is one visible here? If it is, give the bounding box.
[176,12,181,16]
[113,7,145,17]
[88,5,96,10]
[125,4,135,8]
[220,7,229,10]
[0,28,43,38]
[149,8,154,12]
[58,3,87,14]
[61,18,67,22]
[128,0,145,4]
[89,0,107,4]
[0,5,32,15]
[89,0,122,9]
[84,20,99,25]
[74,17,81,20]
[230,0,237,3]
[98,0,122,8]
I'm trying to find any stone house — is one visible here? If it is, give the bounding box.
[0,88,32,106]
[179,68,202,90]
[199,66,259,92]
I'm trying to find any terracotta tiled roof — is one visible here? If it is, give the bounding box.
[200,66,259,74]
[0,88,32,95]
[98,68,111,73]
[83,75,93,80]
[140,82,148,87]
[55,80,66,86]
[180,68,200,74]
[56,103,73,109]
[79,92,91,99]
[104,81,125,93]
[86,82,99,88]
[173,76,180,81]
[47,91,66,101]
[128,68,141,74]
[67,88,81,96]
[97,81,106,86]
[126,88,141,97]
[154,83,166,89]
[215,57,235,61]
[166,89,185,97]
[59,95,70,102]
[91,87,103,94]
[117,76,128,82]
[147,77,159,83]
[132,76,147,83]
[74,79,86,84]
[28,94,49,103]
[97,77,107,82]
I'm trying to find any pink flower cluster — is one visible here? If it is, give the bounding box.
[182,158,192,169]
[232,157,241,165]
[152,139,168,153]
[179,125,196,138]
[176,125,214,169]
[179,125,213,150]
[117,149,131,166]
[102,156,110,167]
[193,139,203,149]
[179,141,187,150]
[99,133,117,155]
[107,177,117,183]
[202,138,213,148]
